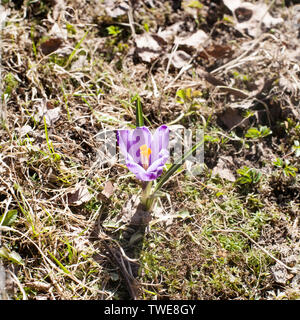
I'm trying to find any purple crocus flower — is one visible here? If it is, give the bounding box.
[117,125,169,181]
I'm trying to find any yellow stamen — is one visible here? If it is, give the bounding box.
[140,144,152,170]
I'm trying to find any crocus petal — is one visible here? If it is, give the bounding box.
[118,127,152,164]
[128,127,152,164]
[117,129,132,156]
[126,161,157,181]
[150,125,169,164]
[125,154,156,181]
[147,148,169,174]
[124,149,168,181]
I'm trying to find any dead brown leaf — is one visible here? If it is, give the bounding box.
[135,33,167,63]
[67,185,93,206]
[198,44,233,60]
[36,101,61,126]
[157,21,186,43]
[101,181,114,199]
[40,38,63,55]
[217,107,246,130]
[105,0,129,18]
[175,29,208,50]
[169,50,191,69]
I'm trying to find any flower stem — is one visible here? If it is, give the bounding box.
[140,181,154,211]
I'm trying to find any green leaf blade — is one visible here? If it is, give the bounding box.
[154,138,204,193]
[0,210,18,226]
[134,95,144,127]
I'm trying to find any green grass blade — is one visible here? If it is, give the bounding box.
[30,25,37,58]
[65,30,89,67]
[134,95,144,127]
[154,138,204,193]
[44,116,52,154]
[48,250,70,274]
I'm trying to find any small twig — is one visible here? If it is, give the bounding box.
[103,241,139,300]
[9,270,27,300]
[127,5,136,39]
[163,63,193,92]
